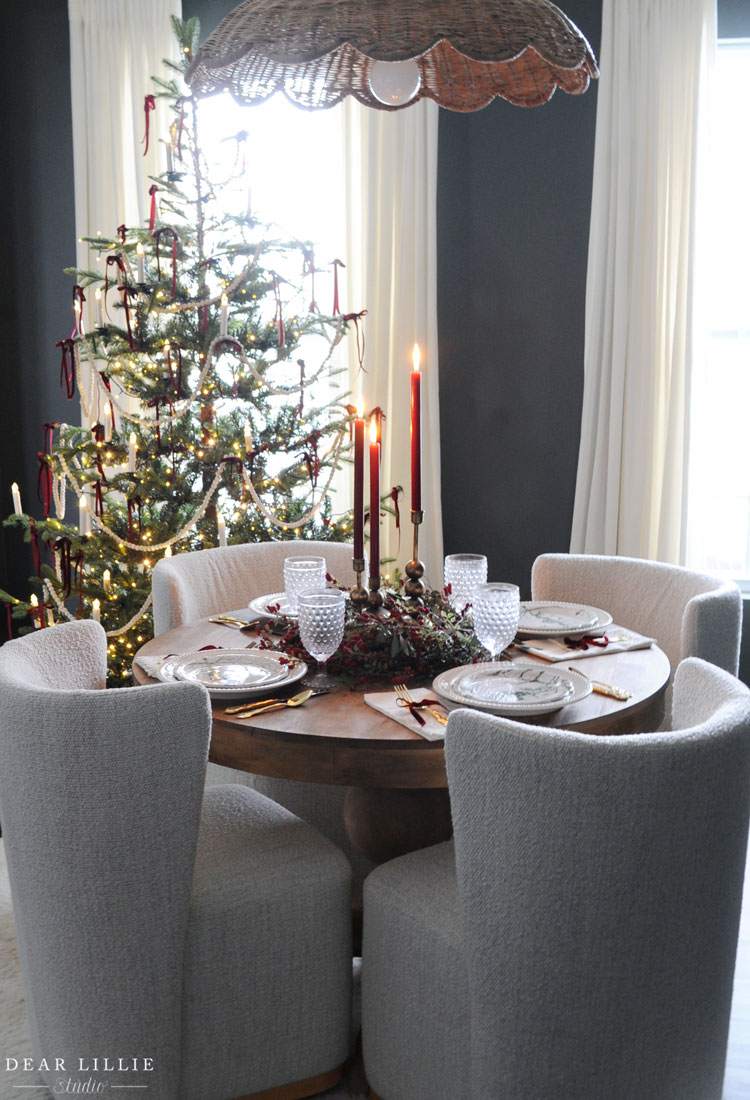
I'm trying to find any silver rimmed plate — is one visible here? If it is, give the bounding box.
[156,649,306,699]
[248,592,294,619]
[432,660,592,716]
[517,601,613,638]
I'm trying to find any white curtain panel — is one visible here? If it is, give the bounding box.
[570,0,716,562]
[68,0,181,422]
[342,99,444,585]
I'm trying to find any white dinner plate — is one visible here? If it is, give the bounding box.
[248,592,294,619]
[432,660,592,716]
[516,601,613,638]
[156,649,306,699]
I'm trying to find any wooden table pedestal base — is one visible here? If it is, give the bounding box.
[343,787,453,864]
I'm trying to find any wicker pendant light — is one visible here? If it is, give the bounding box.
[185,0,598,112]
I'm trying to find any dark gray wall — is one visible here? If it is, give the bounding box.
[437,0,601,597]
[0,0,76,602]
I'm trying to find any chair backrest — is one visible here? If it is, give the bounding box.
[152,539,356,635]
[531,551,742,675]
[445,658,750,1100]
[0,621,212,1099]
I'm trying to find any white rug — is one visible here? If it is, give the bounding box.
[0,841,366,1100]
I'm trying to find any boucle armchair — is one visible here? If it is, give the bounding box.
[152,539,375,893]
[152,539,357,636]
[532,552,742,721]
[362,658,750,1100]
[0,620,352,1100]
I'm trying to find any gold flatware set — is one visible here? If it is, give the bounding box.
[393,683,449,726]
[225,687,330,719]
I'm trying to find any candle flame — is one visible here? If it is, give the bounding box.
[356,400,364,420]
[369,417,378,444]
[11,482,18,493]
[95,288,102,301]
[129,432,137,444]
[30,594,38,608]
[92,598,100,611]
[164,545,172,557]
[136,242,145,256]
[79,495,88,510]
[412,343,421,372]
[220,292,229,308]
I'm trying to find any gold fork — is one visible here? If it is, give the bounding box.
[394,683,448,726]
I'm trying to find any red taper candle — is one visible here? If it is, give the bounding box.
[410,343,422,512]
[353,404,365,559]
[369,416,380,582]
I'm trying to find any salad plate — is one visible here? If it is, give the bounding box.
[156,649,306,699]
[517,601,613,638]
[433,660,591,716]
[249,592,294,618]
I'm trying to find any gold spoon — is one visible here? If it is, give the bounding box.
[229,689,313,719]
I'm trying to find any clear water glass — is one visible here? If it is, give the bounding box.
[444,553,488,610]
[297,589,346,681]
[473,582,520,660]
[284,555,326,613]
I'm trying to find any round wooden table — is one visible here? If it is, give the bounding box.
[134,614,670,862]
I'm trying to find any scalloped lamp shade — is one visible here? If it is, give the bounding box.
[185,0,599,112]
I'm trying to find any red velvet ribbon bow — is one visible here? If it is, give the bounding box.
[142,95,155,156]
[120,286,138,348]
[98,371,116,430]
[72,285,86,337]
[390,485,402,531]
[127,496,143,542]
[396,696,447,727]
[54,537,72,598]
[36,454,52,518]
[563,634,610,650]
[72,548,85,617]
[332,259,345,315]
[148,185,159,233]
[117,224,127,245]
[153,227,178,298]
[56,339,76,399]
[300,430,322,490]
[104,255,127,319]
[93,480,104,518]
[342,310,368,372]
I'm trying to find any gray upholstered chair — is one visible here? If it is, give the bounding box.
[0,621,352,1100]
[362,658,750,1100]
[532,552,743,721]
[152,539,375,895]
[152,539,358,636]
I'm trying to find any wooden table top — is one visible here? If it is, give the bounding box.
[133,613,670,789]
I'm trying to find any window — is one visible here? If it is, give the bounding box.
[686,39,750,584]
[195,93,352,505]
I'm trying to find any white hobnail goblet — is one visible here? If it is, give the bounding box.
[473,582,520,661]
[444,553,488,610]
[283,555,327,614]
[297,588,346,683]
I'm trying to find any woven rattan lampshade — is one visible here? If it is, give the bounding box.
[185,0,599,111]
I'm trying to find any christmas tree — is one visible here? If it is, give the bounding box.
[1,17,355,684]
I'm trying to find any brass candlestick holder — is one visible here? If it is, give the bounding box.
[405,510,426,600]
[367,573,384,610]
[350,556,368,610]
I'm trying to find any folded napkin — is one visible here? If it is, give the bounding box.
[134,643,228,682]
[364,691,451,741]
[134,654,171,680]
[512,625,655,663]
